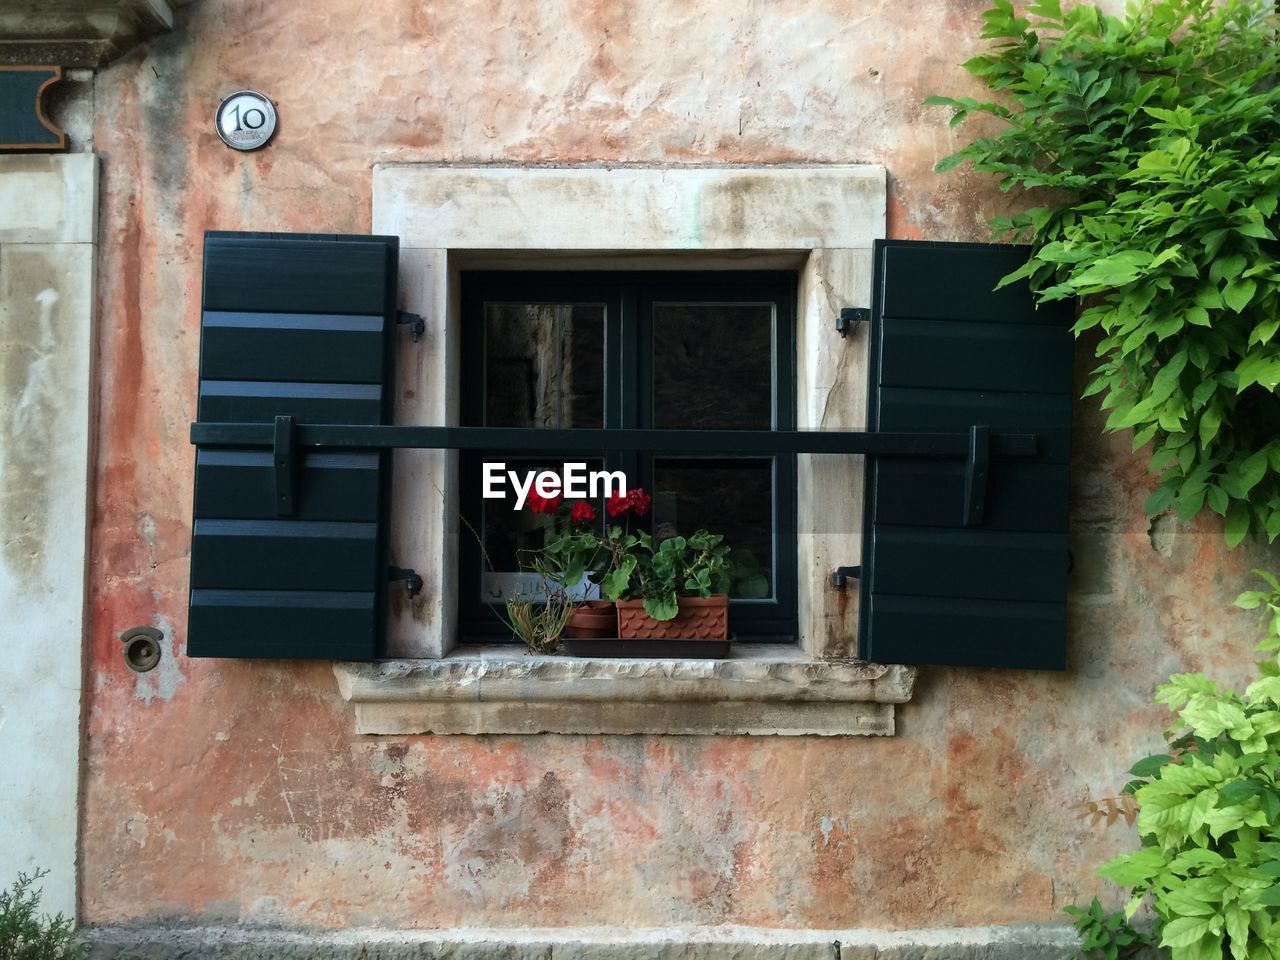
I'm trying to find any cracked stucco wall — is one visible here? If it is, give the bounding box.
[79,0,1277,933]
[0,153,97,919]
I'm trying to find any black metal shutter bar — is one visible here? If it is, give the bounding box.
[194,417,1032,576]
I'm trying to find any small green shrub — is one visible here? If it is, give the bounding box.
[1065,897,1153,960]
[929,0,1280,547]
[0,871,82,960]
[1090,572,1280,960]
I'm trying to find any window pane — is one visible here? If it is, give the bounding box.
[652,458,774,600]
[484,303,604,428]
[652,303,773,429]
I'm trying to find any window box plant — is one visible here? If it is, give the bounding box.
[597,489,735,641]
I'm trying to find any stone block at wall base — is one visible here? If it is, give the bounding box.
[82,924,1079,960]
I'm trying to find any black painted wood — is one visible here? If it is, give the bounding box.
[188,232,398,660]
[200,313,387,383]
[202,234,392,315]
[190,519,379,591]
[859,240,1073,670]
[194,450,381,522]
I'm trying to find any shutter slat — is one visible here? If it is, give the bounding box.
[188,232,398,660]
[879,244,1068,325]
[877,387,1072,464]
[195,449,380,521]
[202,236,391,315]
[873,460,1069,532]
[189,590,377,659]
[197,380,383,424]
[200,312,387,383]
[190,519,379,591]
[860,240,1073,669]
[868,594,1066,670]
[869,526,1068,603]
[879,318,1072,394]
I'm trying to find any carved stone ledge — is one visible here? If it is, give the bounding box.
[0,1,192,69]
[334,644,915,736]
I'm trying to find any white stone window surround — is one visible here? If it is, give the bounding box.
[335,165,915,736]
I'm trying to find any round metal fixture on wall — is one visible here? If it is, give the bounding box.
[120,625,163,673]
[214,90,278,151]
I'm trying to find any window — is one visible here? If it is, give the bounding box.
[458,271,798,641]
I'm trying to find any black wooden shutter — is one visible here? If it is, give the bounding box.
[187,231,398,660]
[858,240,1073,669]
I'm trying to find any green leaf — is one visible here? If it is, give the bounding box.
[1199,404,1222,447]
[1161,917,1212,948]
[642,593,679,622]
[1130,754,1173,777]
[1223,279,1258,313]
[1239,450,1269,496]
[1225,505,1251,549]
[1144,486,1176,516]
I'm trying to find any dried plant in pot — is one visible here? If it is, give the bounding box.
[504,587,573,654]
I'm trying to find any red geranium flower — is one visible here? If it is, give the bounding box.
[526,491,563,514]
[606,487,650,518]
[570,500,596,525]
[626,488,651,517]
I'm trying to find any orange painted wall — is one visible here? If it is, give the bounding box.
[82,0,1273,928]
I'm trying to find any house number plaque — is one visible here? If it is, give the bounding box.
[214,90,277,151]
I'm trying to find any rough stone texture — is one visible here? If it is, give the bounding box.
[334,646,911,735]
[377,165,885,250]
[0,155,96,919]
[0,1,190,68]
[81,924,1077,960]
[81,0,1279,936]
[0,153,96,243]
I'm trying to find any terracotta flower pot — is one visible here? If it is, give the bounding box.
[563,600,617,639]
[616,595,729,640]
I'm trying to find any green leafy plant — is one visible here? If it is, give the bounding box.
[600,528,735,621]
[0,870,82,960]
[929,0,1280,546]
[1064,898,1153,960]
[1087,571,1280,960]
[522,493,607,591]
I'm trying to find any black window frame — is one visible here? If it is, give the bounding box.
[459,270,798,642]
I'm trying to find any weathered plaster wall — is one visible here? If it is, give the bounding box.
[0,153,97,919]
[82,0,1275,931]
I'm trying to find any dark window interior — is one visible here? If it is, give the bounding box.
[459,271,797,641]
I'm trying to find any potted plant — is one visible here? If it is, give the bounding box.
[523,491,616,639]
[597,489,736,640]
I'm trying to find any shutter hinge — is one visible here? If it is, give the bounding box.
[388,566,423,599]
[396,310,425,343]
[831,565,861,589]
[835,307,869,338]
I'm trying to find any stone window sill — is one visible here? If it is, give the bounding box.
[333,644,915,736]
